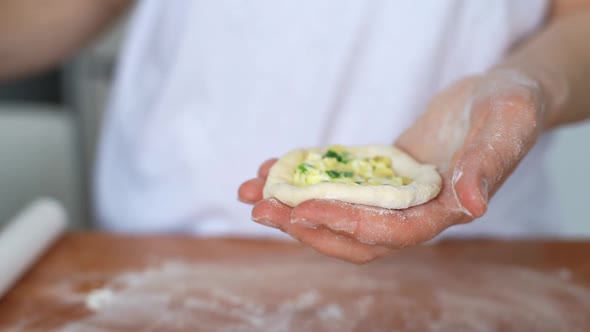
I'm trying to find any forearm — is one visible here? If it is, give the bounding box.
[497,11,590,130]
[0,0,132,81]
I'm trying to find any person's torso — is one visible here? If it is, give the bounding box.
[95,0,557,237]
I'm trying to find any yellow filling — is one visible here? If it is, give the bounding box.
[293,145,412,187]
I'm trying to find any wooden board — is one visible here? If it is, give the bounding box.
[1,233,589,331]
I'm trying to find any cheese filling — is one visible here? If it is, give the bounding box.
[293,145,412,187]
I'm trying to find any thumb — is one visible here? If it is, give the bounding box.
[451,74,543,218]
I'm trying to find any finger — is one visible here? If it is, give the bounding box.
[238,178,266,204]
[450,164,487,218]
[291,199,459,248]
[278,219,394,264]
[452,84,541,217]
[239,158,278,204]
[253,199,394,263]
[258,158,278,179]
[251,198,291,229]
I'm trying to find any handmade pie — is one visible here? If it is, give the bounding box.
[263,145,442,209]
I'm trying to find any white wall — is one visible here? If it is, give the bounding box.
[0,104,82,228]
[547,121,590,237]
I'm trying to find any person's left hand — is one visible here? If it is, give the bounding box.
[238,70,547,264]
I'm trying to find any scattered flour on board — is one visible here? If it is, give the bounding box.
[49,259,590,332]
[85,289,114,311]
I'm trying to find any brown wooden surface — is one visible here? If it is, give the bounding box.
[1,232,590,331]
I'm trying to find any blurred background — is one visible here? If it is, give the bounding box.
[0,19,125,229]
[1,17,589,234]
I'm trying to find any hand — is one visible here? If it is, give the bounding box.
[239,69,546,263]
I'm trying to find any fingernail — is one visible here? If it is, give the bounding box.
[451,168,473,218]
[479,178,489,203]
[252,217,278,229]
[291,218,320,229]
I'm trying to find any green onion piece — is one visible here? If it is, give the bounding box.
[339,152,351,163]
[323,150,342,162]
[297,163,308,173]
[326,170,341,178]
[342,171,354,178]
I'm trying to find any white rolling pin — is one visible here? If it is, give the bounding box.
[0,198,67,299]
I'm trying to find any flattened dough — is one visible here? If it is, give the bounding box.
[263,145,442,209]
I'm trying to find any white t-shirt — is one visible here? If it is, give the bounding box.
[96,0,560,238]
